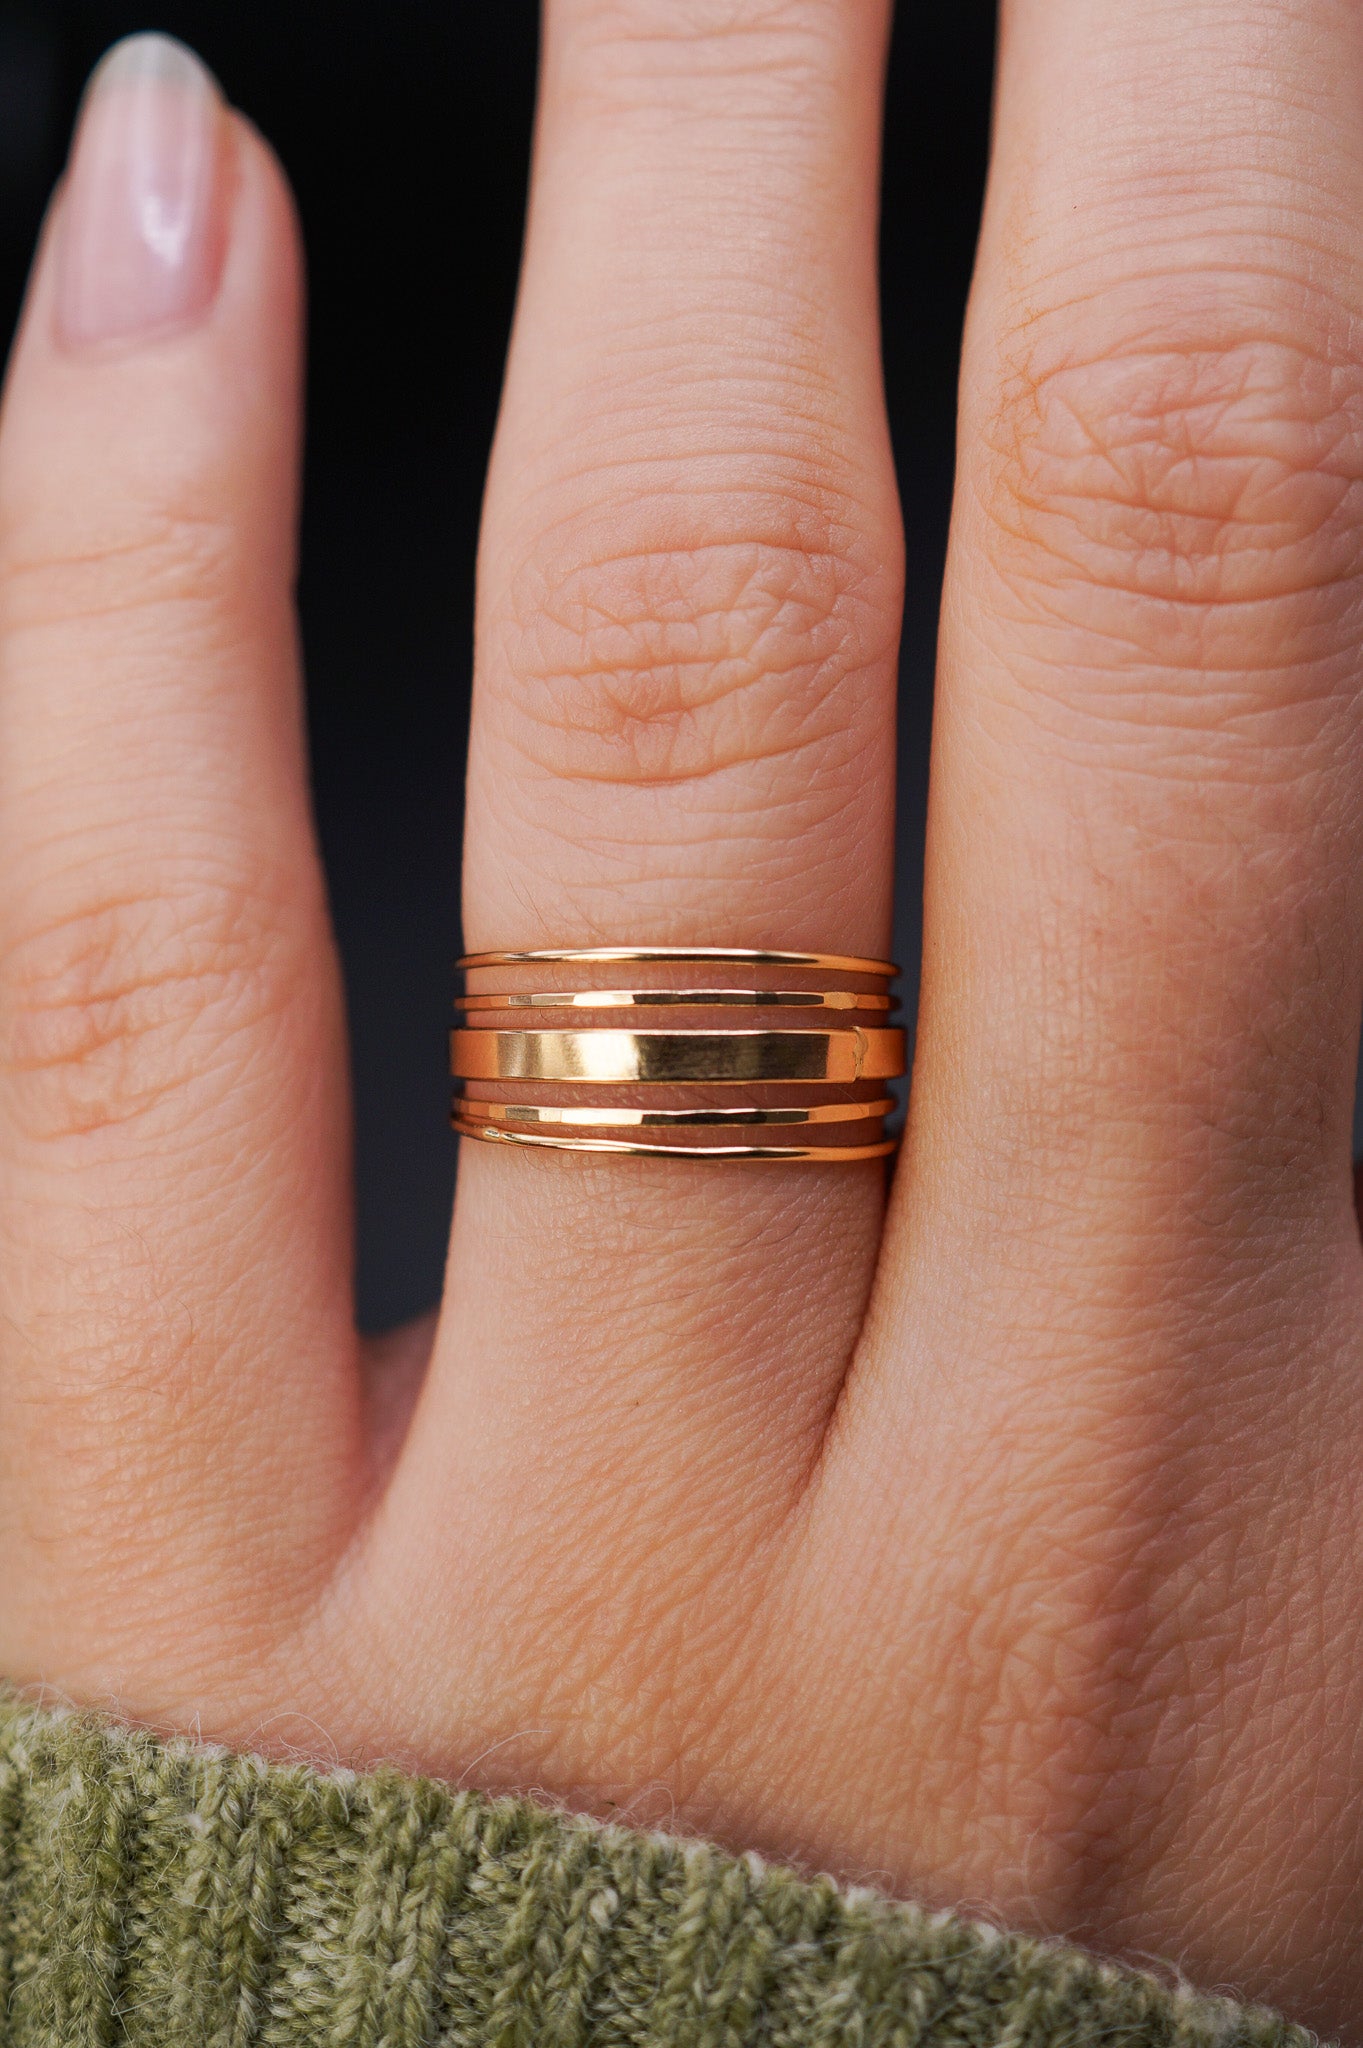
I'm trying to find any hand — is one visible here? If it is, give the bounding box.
[3,5,1363,2035]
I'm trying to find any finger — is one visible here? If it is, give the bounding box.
[918,1,1363,1269]
[347,0,901,1775]
[811,0,1363,2003]
[0,39,360,1700]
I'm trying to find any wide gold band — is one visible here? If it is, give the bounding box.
[458,945,898,977]
[450,1027,906,1085]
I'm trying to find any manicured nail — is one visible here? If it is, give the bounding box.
[56,34,226,349]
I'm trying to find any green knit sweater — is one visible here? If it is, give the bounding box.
[0,1691,1317,2047]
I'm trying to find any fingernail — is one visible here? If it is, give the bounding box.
[56,34,226,349]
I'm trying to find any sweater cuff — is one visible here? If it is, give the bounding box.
[0,1690,1314,2046]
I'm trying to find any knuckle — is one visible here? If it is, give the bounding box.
[571,0,843,82]
[495,508,896,791]
[0,501,242,641]
[0,875,299,1142]
[985,306,1363,685]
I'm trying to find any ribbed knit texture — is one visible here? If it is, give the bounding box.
[0,1691,1317,2047]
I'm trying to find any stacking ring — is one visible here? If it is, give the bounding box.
[451,947,904,1160]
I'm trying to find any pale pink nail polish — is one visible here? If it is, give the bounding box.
[56,34,226,348]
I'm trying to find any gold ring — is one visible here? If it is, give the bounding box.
[456,988,894,1011]
[458,946,898,976]
[450,1028,906,1084]
[453,1096,897,1128]
[451,1118,897,1162]
[452,944,902,1161]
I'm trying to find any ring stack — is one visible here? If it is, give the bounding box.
[451,947,904,1161]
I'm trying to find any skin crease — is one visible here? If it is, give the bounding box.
[4,0,1363,2036]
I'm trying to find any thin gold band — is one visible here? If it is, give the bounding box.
[454,1096,896,1129]
[457,988,894,1012]
[458,946,898,977]
[450,1027,906,1084]
[451,1117,896,1162]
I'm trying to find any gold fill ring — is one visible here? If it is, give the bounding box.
[452,944,903,1161]
[453,1096,897,1128]
[456,988,894,1011]
[450,1027,906,1084]
[458,946,898,976]
[450,1118,898,1162]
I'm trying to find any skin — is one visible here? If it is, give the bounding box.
[1,0,1362,2033]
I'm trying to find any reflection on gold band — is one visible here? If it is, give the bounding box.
[450,1028,906,1084]
[458,946,898,977]
[453,1096,896,1129]
[451,1117,896,1162]
[457,988,894,1012]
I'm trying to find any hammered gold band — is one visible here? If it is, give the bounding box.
[453,1097,897,1129]
[450,1119,897,1162]
[451,946,904,1161]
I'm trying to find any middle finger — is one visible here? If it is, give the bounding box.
[340,0,901,1789]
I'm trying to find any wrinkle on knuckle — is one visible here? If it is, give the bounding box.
[0,503,242,639]
[0,876,300,1142]
[982,307,1363,710]
[571,0,845,87]
[495,512,893,793]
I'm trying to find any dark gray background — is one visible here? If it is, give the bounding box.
[0,4,994,1328]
